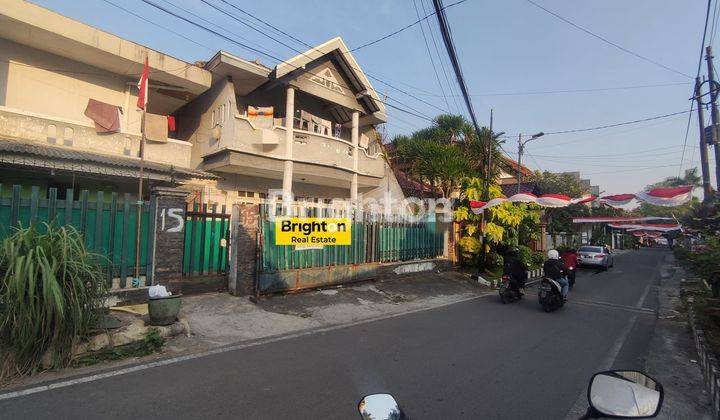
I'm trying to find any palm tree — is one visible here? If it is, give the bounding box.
[652,167,702,188]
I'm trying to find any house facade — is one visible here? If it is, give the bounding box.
[0,0,404,214]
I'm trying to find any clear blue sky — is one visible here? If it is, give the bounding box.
[33,0,713,195]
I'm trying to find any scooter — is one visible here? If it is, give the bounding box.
[499,274,522,304]
[568,266,576,288]
[357,369,664,419]
[538,277,564,312]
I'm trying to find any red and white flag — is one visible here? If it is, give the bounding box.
[634,186,693,207]
[137,56,149,110]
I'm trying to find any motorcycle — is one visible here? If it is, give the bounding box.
[568,266,576,288]
[357,369,664,419]
[499,274,522,304]
[538,277,564,312]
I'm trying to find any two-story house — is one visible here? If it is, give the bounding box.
[0,0,404,214]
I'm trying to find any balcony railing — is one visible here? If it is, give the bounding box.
[231,115,384,178]
[0,106,192,169]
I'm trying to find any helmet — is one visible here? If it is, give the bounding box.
[507,247,520,257]
[568,248,577,253]
[547,249,559,260]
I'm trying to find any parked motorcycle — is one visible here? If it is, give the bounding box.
[499,274,522,304]
[538,277,564,312]
[357,369,664,419]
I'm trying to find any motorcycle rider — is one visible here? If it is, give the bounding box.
[503,247,528,294]
[560,247,578,285]
[543,249,570,301]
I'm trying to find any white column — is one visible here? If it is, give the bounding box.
[282,86,295,199]
[350,110,359,202]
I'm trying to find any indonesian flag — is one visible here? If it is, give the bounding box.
[536,193,572,208]
[469,200,486,215]
[600,193,636,207]
[508,193,537,203]
[137,56,149,110]
[634,186,693,207]
[571,194,597,204]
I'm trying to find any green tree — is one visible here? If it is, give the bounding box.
[532,171,589,244]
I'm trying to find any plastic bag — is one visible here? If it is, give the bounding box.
[148,285,172,298]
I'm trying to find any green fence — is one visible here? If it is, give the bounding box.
[260,218,444,272]
[182,204,230,277]
[0,184,154,288]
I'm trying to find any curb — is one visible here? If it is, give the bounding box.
[688,306,720,419]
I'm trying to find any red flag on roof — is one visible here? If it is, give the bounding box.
[137,56,149,110]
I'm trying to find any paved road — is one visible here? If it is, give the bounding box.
[0,249,665,419]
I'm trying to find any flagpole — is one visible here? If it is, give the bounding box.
[134,109,145,285]
[133,55,148,287]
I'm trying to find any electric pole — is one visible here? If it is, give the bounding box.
[705,46,720,192]
[695,76,713,201]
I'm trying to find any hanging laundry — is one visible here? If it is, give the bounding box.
[84,98,120,133]
[144,112,168,143]
[167,115,176,132]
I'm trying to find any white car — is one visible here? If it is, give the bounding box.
[577,246,614,270]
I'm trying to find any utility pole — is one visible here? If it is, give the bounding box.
[485,109,494,199]
[517,134,523,194]
[706,46,720,192]
[695,76,713,201]
[517,132,544,194]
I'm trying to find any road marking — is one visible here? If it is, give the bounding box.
[0,293,487,401]
[569,298,655,315]
[636,283,651,308]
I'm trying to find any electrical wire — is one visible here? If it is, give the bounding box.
[412,0,451,112]
[679,0,713,174]
[350,0,468,52]
[196,0,453,115]
[541,109,692,136]
[137,0,436,122]
[524,0,692,79]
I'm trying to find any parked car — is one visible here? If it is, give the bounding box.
[577,246,614,270]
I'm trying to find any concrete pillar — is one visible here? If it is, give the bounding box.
[282,86,295,198]
[229,203,260,296]
[150,186,188,294]
[350,110,359,202]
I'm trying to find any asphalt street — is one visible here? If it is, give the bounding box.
[0,248,666,419]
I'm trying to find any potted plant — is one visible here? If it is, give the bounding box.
[148,286,182,326]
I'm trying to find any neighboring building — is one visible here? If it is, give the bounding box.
[0,0,216,196]
[0,0,404,213]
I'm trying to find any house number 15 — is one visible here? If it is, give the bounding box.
[160,208,184,233]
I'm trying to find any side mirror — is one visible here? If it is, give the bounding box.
[358,394,406,420]
[588,370,663,418]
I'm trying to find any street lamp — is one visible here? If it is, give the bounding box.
[516,132,544,193]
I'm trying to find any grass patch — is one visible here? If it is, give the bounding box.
[72,328,165,367]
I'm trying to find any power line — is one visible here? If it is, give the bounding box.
[199,0,452,115]
[420,0,464,115]
[679,0,713,174]
[137,0,436,122]
[350,0,468,52]
[532,109,692,136]
[712,0,720,46]
[462,82,689,97]
[431,0,483,135]
[524,0,692,79]
[412,0,451,112]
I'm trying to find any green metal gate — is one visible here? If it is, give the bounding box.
[182,204,230,279]
[0,184,155,288]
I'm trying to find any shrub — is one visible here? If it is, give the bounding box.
[458,236,481,265]
[486,252,503,269]
[530,252,546,268]
[517,245,533,267]
[0,224,107,377]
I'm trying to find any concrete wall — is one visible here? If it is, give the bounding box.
[0,38,142,133]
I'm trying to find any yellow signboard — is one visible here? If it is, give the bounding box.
[275,217,351,246]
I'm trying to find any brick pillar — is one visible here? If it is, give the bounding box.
[229,203,260,296]
[151,186,188,294]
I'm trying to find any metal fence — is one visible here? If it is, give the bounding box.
[0,184,154,288]
[259,209,445,272]
[182,203,230,277]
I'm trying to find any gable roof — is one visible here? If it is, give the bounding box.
[274,37,387,120]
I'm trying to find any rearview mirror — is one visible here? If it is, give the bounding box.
[588,370,663,418]
[358,394,406,420]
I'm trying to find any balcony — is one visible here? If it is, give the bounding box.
[202,115,385,188]
[0,106,192,169]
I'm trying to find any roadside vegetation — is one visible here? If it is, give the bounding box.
[0,224,108,379]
